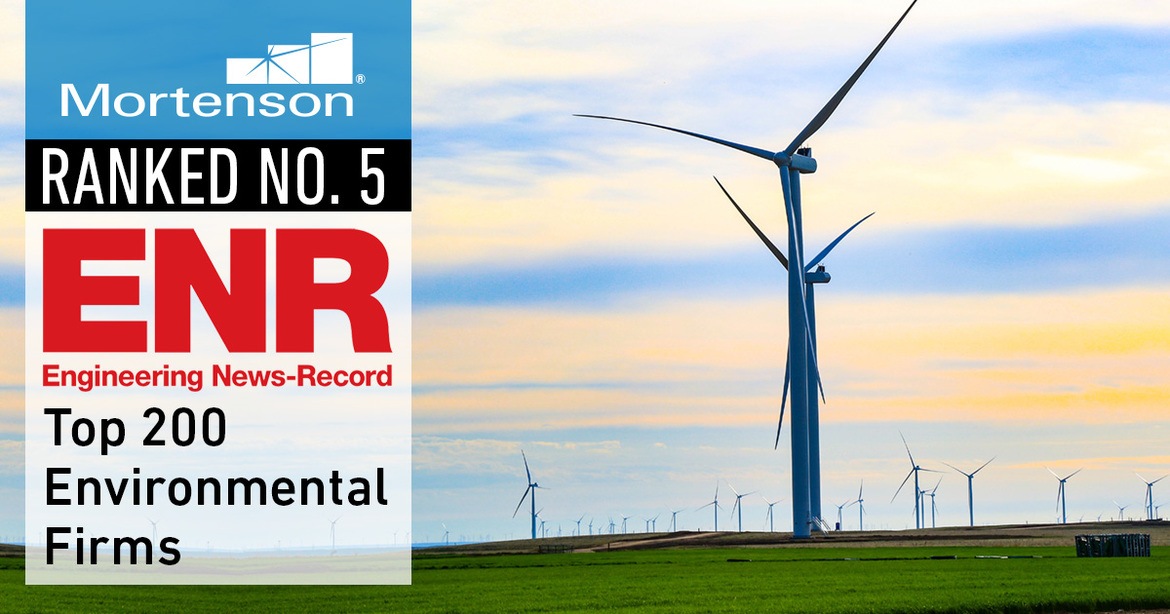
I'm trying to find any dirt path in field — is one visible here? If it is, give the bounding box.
[423,519,1170,556]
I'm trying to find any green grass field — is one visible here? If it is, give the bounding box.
[3,546,1169,613]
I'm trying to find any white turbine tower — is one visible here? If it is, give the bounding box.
[1137,473,1168,520]
[1048,467,1082,525]
[943,457,994,527]
[669,509,685,532]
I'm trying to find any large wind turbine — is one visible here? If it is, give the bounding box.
[578,1,919,539]
[512,450,542,540]
[893,433,939,529]
[943,457,995,527]
[713,178,873,454]
[1048,467,1082,525]
[1137,473,1168,520]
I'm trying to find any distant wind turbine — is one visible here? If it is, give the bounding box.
[942,457,994,527]
[1113,500,1130,521]
[511,450,543,540]
[1047,467,1082,525]
[697,484,722,531]
[855,482,866,531]
[669,509,685,532]
[576,515,585,536]
[834,499,854,531]
[729,484,757,532]
[926,478,942,528]
[893,433,940,529]
[762,496,781,533]
[329,516,341,553]
[1137,473,1168,520]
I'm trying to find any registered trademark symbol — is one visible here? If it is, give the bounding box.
[355,74,366,85]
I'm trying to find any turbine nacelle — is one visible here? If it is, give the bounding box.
[772,150,818,174]
[806,265,830,284]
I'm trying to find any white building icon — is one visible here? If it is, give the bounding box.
[226,33,353,85]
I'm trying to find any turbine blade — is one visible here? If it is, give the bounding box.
[892,469,914,502]
[900,432,916,466]
[972,457,996,475]
[774,348,791,450]
[1065,468,1083,480]
[1047,466,1060,479]
[940,461,965,476]
[1154,475,1170,484]
[714,176,789,269]
[575,114,776,161]
[858,480,864,501]
[522,450,531,483]
[728,483,740,497]
[805,212,875,272]
[784,0,919,155]
[512,486,531,518]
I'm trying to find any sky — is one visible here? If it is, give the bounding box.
[3,1,1170,544]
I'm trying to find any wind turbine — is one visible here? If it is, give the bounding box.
[575,515,586,536]
[669,509,684,532]
[1047,467,1082,525]
[442,523,450,545]
[893,433,939,529]
[855,482,866,531]
[697,484,722,531]
[1113,500,1129,522]
[511,450,542,540]
[714,178,873,446]
[329,516,341,553]
[1137,473,1168,520]
[147,518,158,543]
[621,515,631,535]
[651,513,660,533]
[925,478,941,528]
[762,496,781,533]
[578,0,920,539]
[834,499,853,531]
[729,484,757,532]
[942,457,995,527]
[588,518,594,536]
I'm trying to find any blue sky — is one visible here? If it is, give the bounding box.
[4,1,1170,545]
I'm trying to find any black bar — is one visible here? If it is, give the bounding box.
[27,139,410,212]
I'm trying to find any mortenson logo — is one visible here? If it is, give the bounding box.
[60,33,356,119]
